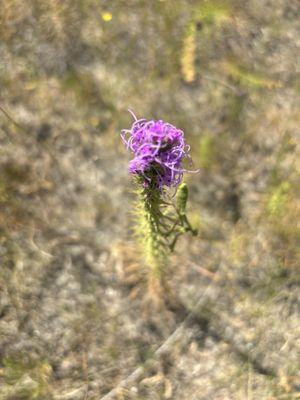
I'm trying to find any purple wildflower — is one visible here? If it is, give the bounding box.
[121,110,196,189]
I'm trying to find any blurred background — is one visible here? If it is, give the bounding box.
[0,0,299,399]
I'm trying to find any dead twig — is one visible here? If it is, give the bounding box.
[0,104,29,134]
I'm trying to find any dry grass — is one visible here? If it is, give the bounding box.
[0,0,299,399]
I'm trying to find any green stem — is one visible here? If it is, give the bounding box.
[134,181,198,283]
[137,186,167,280]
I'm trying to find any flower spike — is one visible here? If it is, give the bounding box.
[121,111,198,287]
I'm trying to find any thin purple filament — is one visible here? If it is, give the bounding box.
[121,110,197,189]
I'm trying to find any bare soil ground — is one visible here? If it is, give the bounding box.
[0,1,299,399]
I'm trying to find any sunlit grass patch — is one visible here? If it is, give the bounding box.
[0,356,52,400]
[194,0,232,26]
[224,60,282,89]
[229,227,249,267]
[198,134,216,169]
[265,178,299,236]
[267,181,291,218]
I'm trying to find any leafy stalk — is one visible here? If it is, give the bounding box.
[134,180,197,282]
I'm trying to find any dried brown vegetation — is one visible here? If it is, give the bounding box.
[0,0,299,399]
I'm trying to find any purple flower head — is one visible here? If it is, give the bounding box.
[121,110,196,190]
